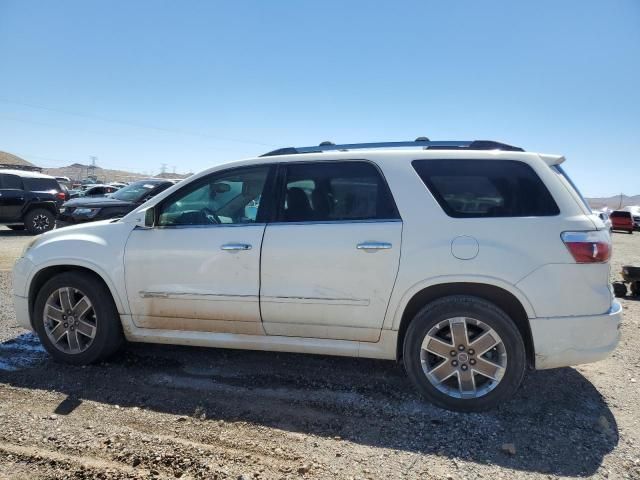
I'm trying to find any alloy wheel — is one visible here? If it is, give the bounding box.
[420,317,507,399]
[43,287,97,354]
[32,214,50,232]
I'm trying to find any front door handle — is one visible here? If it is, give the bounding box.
[357,242,392,250]
[221,243,252,251]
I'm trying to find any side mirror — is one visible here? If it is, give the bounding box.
[144,207,155,227]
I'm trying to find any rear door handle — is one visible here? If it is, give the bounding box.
[357,242,392,250]
[221,243,252,251]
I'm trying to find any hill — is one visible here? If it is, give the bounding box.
[42,163,192,183]
[586,194,640,210]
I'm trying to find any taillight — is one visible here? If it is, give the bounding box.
[56,192,66,200]
[561,231,611,263]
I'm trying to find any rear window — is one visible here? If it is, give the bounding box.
[552,165,591,213]
[23,178,60,192]
[412,159,559,218]
[610,211,631,219]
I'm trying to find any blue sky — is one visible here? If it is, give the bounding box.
[0,0,638,196]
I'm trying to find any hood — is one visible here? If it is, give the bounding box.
[63,196,134,208]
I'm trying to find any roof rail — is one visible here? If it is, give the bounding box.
[260,138,524,156]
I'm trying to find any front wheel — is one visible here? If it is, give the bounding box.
[33,272,123,364]
[403,295,526,412]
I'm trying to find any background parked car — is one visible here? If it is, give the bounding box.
[57,178,175,226]
[0,169,65,233]
[622,206,640,230]
[597,211,612,230]
[70,184,119,199]
[610,210,634,234]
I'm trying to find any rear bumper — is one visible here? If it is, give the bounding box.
[531,301,622,370]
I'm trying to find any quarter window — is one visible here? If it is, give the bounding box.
[412,159,559,218]
[279,161,399,222]
[0,174,23,190]
[157,166,270,226]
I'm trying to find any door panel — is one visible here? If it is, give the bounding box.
[125,225,266,334]
[260,221,402,341]
[0,174,25,221]
[124,164,273,334]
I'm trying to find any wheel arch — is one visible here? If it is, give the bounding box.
[395,281,536,368]
[28,263,125,329]
[23,201,58,217]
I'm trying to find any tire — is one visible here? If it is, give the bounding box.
[613,282,628,298]
[24,208,55,234]
[33,272,123,365]
[403,295,526,412]
[7,225,25,231]
[630,282,640,297]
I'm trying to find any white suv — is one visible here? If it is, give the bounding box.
[12,139,622,411]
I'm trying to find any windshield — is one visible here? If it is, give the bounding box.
[110,181,159,202]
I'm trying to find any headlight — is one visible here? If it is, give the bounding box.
[74,208,101,217]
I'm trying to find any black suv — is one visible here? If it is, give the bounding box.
[0,170,65,234]
[57,179,175,226]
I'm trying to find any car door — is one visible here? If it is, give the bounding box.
[0,173,25,221]
[260,161,402,342]
[124,165,274,334]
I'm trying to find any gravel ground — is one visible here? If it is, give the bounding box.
[0,226,638,479]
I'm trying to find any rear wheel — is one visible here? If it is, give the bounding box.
[24,208,55,234]
[33,272,123,364]
[613,282,628,298]
[403,295,526,412]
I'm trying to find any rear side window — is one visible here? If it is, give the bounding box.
[0,174,23,189]
[23,178,60,192]
[280,161,399,222]
[412,159,559,218]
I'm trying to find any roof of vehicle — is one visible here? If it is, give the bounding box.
[130,178,176,185]
[260,139,566,166]
[0,168,57,179]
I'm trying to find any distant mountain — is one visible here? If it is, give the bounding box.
[586,194,640,210]
[43,164,192,183]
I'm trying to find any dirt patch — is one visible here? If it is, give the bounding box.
[0,226,639,479]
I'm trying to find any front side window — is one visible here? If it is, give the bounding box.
[412,159,559,218]
[157,166,270,227]
[0,174,23,190]
[279,161,399,222]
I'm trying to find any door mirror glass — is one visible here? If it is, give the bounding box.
[144,207,155,227]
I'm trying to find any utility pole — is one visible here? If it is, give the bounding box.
[161,163,167,175]
[89,156,97,180]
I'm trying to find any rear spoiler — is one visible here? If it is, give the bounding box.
[539,154,566,166]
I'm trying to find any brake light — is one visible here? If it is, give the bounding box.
[561,231,611,263]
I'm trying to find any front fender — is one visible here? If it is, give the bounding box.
[22,221,134,315]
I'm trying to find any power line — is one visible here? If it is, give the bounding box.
[0,98,276,147]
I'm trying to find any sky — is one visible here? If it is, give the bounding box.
[0,1,638,197]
